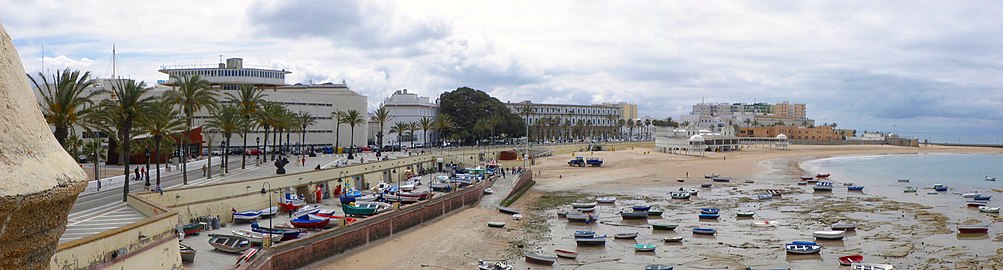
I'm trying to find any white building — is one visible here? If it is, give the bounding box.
[655,124,743,156]
[379,89,438,147]
[504,100,622,142]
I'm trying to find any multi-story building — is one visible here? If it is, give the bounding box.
[379,89,439,147]
[505,101,622,142]
[738,126,840,141]
[600,101,638,120]
[681,101,812,129]
[773,101,806,119]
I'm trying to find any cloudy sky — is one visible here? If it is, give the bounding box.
[2,1,1001,142]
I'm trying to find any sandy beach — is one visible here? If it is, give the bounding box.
[309,144,1003,269]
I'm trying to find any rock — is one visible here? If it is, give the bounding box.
[0,21,87,269]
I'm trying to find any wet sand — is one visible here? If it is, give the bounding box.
[310,144,1003,269]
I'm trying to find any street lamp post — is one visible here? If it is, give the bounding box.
[144,148,151,187]
[220,141,226,175]
[260,182,273,232]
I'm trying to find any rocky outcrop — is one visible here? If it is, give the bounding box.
[0,21,88,269]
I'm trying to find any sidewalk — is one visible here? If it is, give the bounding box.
[78,157,222,196]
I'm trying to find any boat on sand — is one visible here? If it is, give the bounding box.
[839,254,863,266]
[554,249,578,259]
[524,253,556,265]
[850,263,894,270]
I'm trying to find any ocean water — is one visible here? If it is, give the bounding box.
[800,153,1003,190]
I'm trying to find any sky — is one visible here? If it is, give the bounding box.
[2,1,1002,143]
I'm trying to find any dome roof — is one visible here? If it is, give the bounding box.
[689,135,705,142]
[776,134,787,140]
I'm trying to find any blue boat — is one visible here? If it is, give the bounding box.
[645,264,673,270]
[847,186,864,191]
[232,210,261,223]
[633,205,652,211]
[692,227,717,235]
[785,243,822,254]
[574,230,596,238]
[698,213,720,219]
[700,208,719,214]
[251,222,301,241]
[791,241,819,246]
[974,195,992,201]
[935,186,948,192]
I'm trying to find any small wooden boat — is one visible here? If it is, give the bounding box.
[766,189,783,196]
[701,183,713,188]
[698,213,720,219]
[816,173,830,178]
[524,253,557,265]
[483,188,494,194]
[897,178,910,183]
[688,189,700,195]
[957,224,989,234]
[663,236,683,243]
[987,177,997,181]
[671,192,691,199]
[236,248,258,267]
[850,263,894,270]
[813,230,846,240]
[208,234,252,253]
[700,208,719,214]
[429,183,452,192]
[962,192,982,198]
[797,182,807,186]
[574,230,596,238]
[182,223,203,236]
[792,241,818,245]
[596,197,617,203]
[692,227,716,235]
[614,232,638,239]
[933,183,945,188]
[233,210,262,223]
[785,243,822,254]
[620,211,649,219]
[737,211,755,217]
[290,214,331,229]
[354,201,392,212]
[554,249,578,259]
[813,182,833,192]
[634,243,656,252]
[632,205,652,211]
[712,177,732,182]
[647,209,663,216]
[557,210,569,218]
[645,264,673,270]
[967,201,988,207]
[651,223,678,230]
[800,176,814,180]
[903,187,917,193]
[831,223,857,231]
[497,206,521,215]
[676,178,684,182]
[478,260,513,270]
[342,204,379,216]
[973,195,992,201]
[705,174,718,179]
[575,236,606,246]
[259,206,278,217]
[293,205,322,217]
[231,229,282,245]
[180,243,196,263]
[572,202,598,209]
[757,194,773,200]
[978,206,1000,213]
[579,206,597,212]
[487,221,506,228]
[752,220,776,227]
[567,213,596,223]
[839,254,863,266]
[251,222,301,240]
[848,186,864,191]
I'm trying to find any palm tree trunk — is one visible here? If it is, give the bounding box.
[155,137,161,186]
[181,121,189,185]
[54,126,69,148]
[225,135,231,173]
[335,122,341,152]
[241,129,248,169]
[262,126,269,162]
[271,128,278,161]
[121,128,130,202]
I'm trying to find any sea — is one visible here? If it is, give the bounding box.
[800,153,1003,190]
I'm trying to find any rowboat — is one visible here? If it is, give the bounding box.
[705,174,719,179]
[978,206,1000,213]
[973,195,992,201]
[903,187,917,193]
[813,182,833,192]
[614,232,638,239]
[800,176,814,180]
[648,209,663,216]
[850,263,894,270]
[632,205,652,211]
[645,264,673,270]
[554,249,578,259]
[236,248,258,267]
[757,194,773,200]
[578,206,596,212]
[231,229,282,245]
[354,201,392,212]
[575,236,606,246]
[634,243,656,252]
[766,189,783,196]
[957,224,989,234]
[813,230,846,240]
[429,183,452,192]
[483,188,494,194]
[572,202,598,209]
[596,197,617,203]
[897,178,910,183]
[663,236,683,242]
[651,223,678,230]
[816,173,830,178]
[251,222,301,240]
[700,208,719,214]
[785,243,822,254]
[933,183,945,188]
[967,201,988,207]
[792,241,818,245]
[988,177,997,181]
[567,213,596,223]
[180,244,196,263]
[839,254,864,266]
[737,211,755,217]
[208,234,251,253]
[712,177,732,182]
[557,210,569,218]
[342,204,379,216]
[848,186,865,191]
[259,206,278,217]
[831,223,857,231]
[182,223,203,236]
[962,192,981,198]
[497,206,521,215]
[293,205,322,217]
[692,227,716,235]
[935,186,948,192]
[701,183,713,188]
[232,210,261,223]
[290,215,330,229]
[752,220,776,227]
[524,253,556,265]
[487,221,506,228]
[688,189,700,195]
[671,192,691,199]
[574,230,596,238]
[676,178,685,182]
[620,211,649,219]
[478,260,513,270]
[698,213,720,219]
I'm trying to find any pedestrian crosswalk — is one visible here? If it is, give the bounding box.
[60,202,145,243]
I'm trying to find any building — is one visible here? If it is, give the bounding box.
[680,101,814,130]
[738,125,840,141]
[379,89,439,147]
[654,124,743,156]
[159,57,289,90]
[773,101,806,119]
[600,101,638,120]
[505,101,622,142]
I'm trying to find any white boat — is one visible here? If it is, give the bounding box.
[354,194,379,202]
[752,220,776,227]
[851,263,895,270]
[259,206,278,217]
[670,192,691,199]
[578,206,596,212]
[596,197,617,203]
[355,201,392,211]
[400,184,416,191]
[484,188,494,195]
[232,210,261,223]
[962,192,982,198]
[933,183,945,189]
[293,205,322,217]
[688,189,699,195]
[978,206,1000,213]
[813,230,846,240]
[231,229,282,245]
[987,176,997,181]
[813,182,833,192]
[572,202,598,209]
[512,214,523,220]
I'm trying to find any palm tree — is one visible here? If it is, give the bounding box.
[331,110,344,151]
[81,137,106,181]
[418,116,433,147]
[164,74,216,185]
[257,101,282,162]
[64,134,83,161]
[297,112,316,159]
[433,113,454,147]
[97,80,155,201]
[205,104,246,174]
[407,121,419,148]
[373,107,392,148]
[227,84,266,169]
[135,99,183,186]
[342,110,366,150]
[29,68,97,147]
[486,114,502,145]
[390,121,410,150]
[644,119,652,140]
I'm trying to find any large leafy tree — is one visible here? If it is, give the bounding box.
[97,80,155,201]
[373,107,392,147]
[227,85,266,169]
[256,102,284,161]
[135,98,183,186]
[438,87,525,145]
[164,74,216,185]
[205,104,246,173]
[29,68,97,147]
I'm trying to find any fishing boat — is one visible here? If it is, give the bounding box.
[752,220,776,227]
[957,224,989,234]
[620,211,648,219]
[579,206,597,212]
[250,222,301,240]
[497,206,521,215]
[646,264,673,270]
[839,254,864,266]
[701,183,713,188]
[813,182,833,192]
[575,236,606,246]
[634,243,656,252]
[813,230,846,240]
[816,173,831,178]
[737,211,755,217]
[208,234,252,253]
[671,192,691,199]
[290,215,330,229]
[524,253,557,265]
[567,213,596,223]
[232,210,262,223]
[797,182,808,186]
[766,189,784,196]
[978,206,1000,213]
[676,178,685,182]
[429,183,452,192]
[647,209,663,216]
[632,205,652,211]
[554,249,578,259]
[259,206,278,217]
[903,187,917,193]
[483,188,494,194]
[478,260,513,270]
[614,232,638,239]
[987,176,997,181]
[181,223,203,236]
[757,194,773,200]
[293,205,322,217]
[572,202,598,209]
[354,201,392,212]
[850,263,895,270]
[712,177,732,182]
[651,223,678,230]
[231,229,282,245]
[700,208,720,214]
[597,197,617,203]
[962,192,982,198]
[574,230,596,238]
[698,213,720,219]
[831,223,857,231]
[935,186,949,192]
[180,243,196,263]
[487,221,506,228]
[800,176,814,180]
[277,194,306,212]
[848,186,865,191]
[692,227,717,235]
[967,201,988,207]
[658,236,680,243]
[897,178,910,183]
[974,195,992,201]
[785,243,822,254]
[342,204,379,216]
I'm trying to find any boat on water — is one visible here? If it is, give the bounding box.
[342,204,379,216]
[813,230,846,240]
[693,227,717,235]
[839,254,863,266]
[816,173,831,178]
[648,209,663,216]
[831,223,857,231]
[567,213,596,223]
[231,229,282,245]
[973,195,992,201]
[958,225,989,234]
[962,192,982,198]
[259,206,278,217]
[180,243,196,263]
[572,202,598,209]
[251,222,301,240]
[698,213,720,219]
[785,243,822,254]
[651,223,678,230]
[596,197,617,203]
[671,192,691,199]
[620,211,648,219]
[700,208,719,214]
[487,221,506,228]
[634,243,657,252]
[478,260,513,270]
[848,186,865,191]
[813,182,833,192]
[574,230,596,238]
[290,215,330,229]
[497,206,521,215]
[524,253,557,265]
[554,249,578,259]
[850,263,894,270]
[967,201,988,207]
[663,236,683,243]
[903,187,917,193]
[232,210,262,223]
[897,178,910,183]
[575,236,607,246]
[645,264,673,270]
[208,234,251,253]
[737,211,755,218]
[987,176,997,181]
[614,232,638,239]
[978,206,1000,213]
[632,205,652,211]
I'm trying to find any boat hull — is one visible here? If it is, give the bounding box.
[524,253,556,265]
[614,232,638,239]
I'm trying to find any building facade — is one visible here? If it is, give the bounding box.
[379,89,439,147]
[738,126,840,141]
[681,101,814,130]
[505,101,622,142]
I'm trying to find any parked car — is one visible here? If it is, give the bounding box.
[245,148,261,155]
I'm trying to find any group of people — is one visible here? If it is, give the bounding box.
[133,167,149,182]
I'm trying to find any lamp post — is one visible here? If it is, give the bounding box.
[144,148,151,187]
[220,141,226,175]
[260,182,273,231]
[256,137,261,166]
[392,169,399,209]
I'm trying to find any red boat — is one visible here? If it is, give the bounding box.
[967,201,988,207]
[554,249,578,259]
[313,212,358,224]
[838,254,863,266]
[277,202,302,213]
[816,173,831,178]
[958,225,989,234]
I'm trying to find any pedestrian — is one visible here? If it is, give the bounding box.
[686,172,689,178]
[156,184,163,195]
[134,167,140,181]
[202,164,207,176]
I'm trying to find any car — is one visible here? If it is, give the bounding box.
[244,148,262,155]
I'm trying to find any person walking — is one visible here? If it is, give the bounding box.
[134,167,140,181]
[202,164,207,177]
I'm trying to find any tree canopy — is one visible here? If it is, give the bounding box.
[438,87,525,145]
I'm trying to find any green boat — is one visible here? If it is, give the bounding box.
[634,243,656,252]
[651,223,678,230]
[487,221,506,228]
[648,209,664,216]
[342,204,379,216]
[737,211,755,217]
